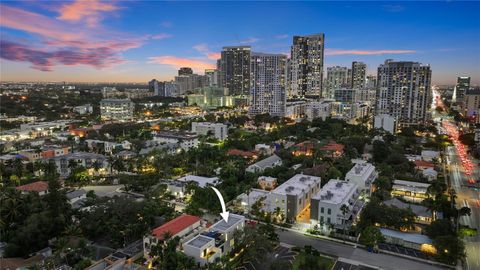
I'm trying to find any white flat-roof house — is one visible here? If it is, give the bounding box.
[246,154,282,173]
[265,174,321,221]
[254,144,274,155]
[345,161,377,194]
[176,175,220,188]
[153,131,199,151]
[236,188,270,214]
[183,214,245,266]
[257,176,278,190]
[183,235,220,266]
[191,122,228,141]
[165,181,187,198]
[310,179,361,227]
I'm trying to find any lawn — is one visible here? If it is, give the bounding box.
[292,251,335,270]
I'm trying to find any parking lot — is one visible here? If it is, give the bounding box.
[333,260,378,270]
[378,243,428,260]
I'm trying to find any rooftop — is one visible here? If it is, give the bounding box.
[273,174,321,196]
[211,214,244,232]
[66,189,87,199]
[227,149,257,158]
[384,198,431,218]
[320,141,344,152]
[414,160,435,168]
[380,228,432,244]
[312,179,357,205]
[185,235,214,249]
[258,176,277,182]
[177,175,220,188]
[393,180,430,188]
[151,214,201,240]
[50,151,106,161]
[156,131,198,140]
[16,181,49,192]
[100,98,133,103]
[238,188,269,204]
[249,154,282,169]
[346,162,375,177]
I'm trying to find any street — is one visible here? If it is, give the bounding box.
[433,91,480,270]
[276,229,445,270]
[444,143,480,270]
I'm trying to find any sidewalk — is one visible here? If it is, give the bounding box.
[255,219,454,269]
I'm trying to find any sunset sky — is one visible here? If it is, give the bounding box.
[1,1,479,85]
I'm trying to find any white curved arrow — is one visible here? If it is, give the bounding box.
[211,187,229,223]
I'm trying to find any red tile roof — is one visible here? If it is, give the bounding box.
[152,214,201,240]
[321,142,345,152]
[414,160,435,168]
[227,149,257,158]
[16,181,49,192]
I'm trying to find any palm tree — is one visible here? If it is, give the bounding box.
[9,174,21,186]
[340,204,350,243]
[63,224,82,237]
[245,187,251,216]
[1,189,24,227]
[53,237,70,265]
[274,207,282,222]
[92,160,102,176]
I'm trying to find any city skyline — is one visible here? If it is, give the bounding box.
[1,1,479,84]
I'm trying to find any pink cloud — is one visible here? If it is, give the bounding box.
[193,43,220,60]
[325,49,416,56]
[148,56,215,71]
[1,40,125,71]
[57,0,119,27]
[150,33,173,40]
[0,3,145,71]
[206,52,221,60]
[193,43,209,53]
[0,4,82,41]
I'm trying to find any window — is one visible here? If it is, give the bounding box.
[327,217,331,223]
[320,216,324,222]
[327,208,331,215]
[321,207,324,213]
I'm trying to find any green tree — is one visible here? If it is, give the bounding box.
[433,235,465,265]
[359,226,384,248]
[425,219,455,239]
[340,204,349,242]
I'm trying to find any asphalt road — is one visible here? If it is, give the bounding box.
[445,144,480,270]
[276,229,444,270]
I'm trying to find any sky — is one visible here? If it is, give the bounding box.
[1,1,479,85]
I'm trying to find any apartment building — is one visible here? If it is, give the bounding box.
[153,131,199,150]
[100,99,135,121]
[345,161,377,193]
[310,179,360,227]
[191,122,228,141]
[266,174,321,221]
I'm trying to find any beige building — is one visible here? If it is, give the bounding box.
[464,88,480,124]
